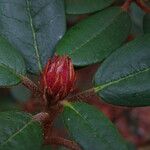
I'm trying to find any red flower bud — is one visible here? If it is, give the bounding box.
[41,55,76,104]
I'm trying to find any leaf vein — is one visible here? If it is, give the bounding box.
[95,67,150,92]
[25,0,42,72]
[68,11,123,56]
[65,103,112,148]
[1,119,33,146]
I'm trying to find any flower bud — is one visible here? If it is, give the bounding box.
[41,55,76,103]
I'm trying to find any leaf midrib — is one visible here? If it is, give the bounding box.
[1,119,33,146]
[95,67,150,92]
[68,9,123,56]
[65,103,112,149]
[25,0,42,72]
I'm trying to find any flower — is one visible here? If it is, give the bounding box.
[41,55,76,104]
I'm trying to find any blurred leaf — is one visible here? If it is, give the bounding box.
[94,34,150,106]
[41,145,52,150]
[56,7,131,66]
[0,111,43,150]
[57,147,69,150]
[63,102,127,150]
[143,0,150,7]
[11,84,31,102]
[129,3,145,36]
[114,0,124,5]
[0,36,26,87]
[65,0,114,14]
[143,13,150,33]
[0,98,20,112]
[66,14,89,27]
[0,0,66,74]
[126,142,136,150]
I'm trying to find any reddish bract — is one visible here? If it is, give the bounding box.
[41,55,76,104]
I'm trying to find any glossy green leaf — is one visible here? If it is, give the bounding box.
[0,0,66,74]
[0,36,26,86]
[0,111,43,150]
[56,7,131,66]
[94,34,150,106]
[63,102,127,150]
[143,14,150,33]
[65,0,114,14]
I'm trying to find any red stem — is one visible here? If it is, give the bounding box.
[47,137,82,150]
[135,0,150,13]
[121,0,133,11]
[43,105,64,141]
[47,105,63,126]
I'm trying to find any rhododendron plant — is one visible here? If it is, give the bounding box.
[0,0,149,150]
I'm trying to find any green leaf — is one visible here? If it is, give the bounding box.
[65,0,114,14]
[126,142,136,150]
[94,34,150,106]
[56,7,131,66]
[0,111,43,150]
[41,146,52,150]
[11,84,31,102]
[0,98,20,112]
[63,102,127,150]
[0,36,26,87]
[57,147,69,150]
[143,14,150,33]
[129,3,145,36]
[0,0,66,74]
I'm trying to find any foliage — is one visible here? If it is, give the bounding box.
[0,0,149,150]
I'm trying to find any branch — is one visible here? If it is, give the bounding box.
[135,0,150,13]
[121,0,133,11]
[47,136,82,150]
[47,104,63,126]
[41,105,64,148]
[33,112,50,123]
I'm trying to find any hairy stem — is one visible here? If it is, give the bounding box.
[67,88,95,101]
[47,105,63,126]
[22,76,42,97]
[47,137,82,150]
[121,0,133,11]
[135,0,150,13]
